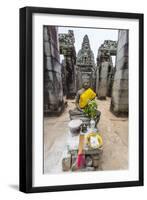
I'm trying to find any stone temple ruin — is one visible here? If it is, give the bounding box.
[96,40,117,99]
[59,30,76,98]
[110,30,128,116]
[76,35,96,91]
[43,26,64,116]
[43,26,128,117]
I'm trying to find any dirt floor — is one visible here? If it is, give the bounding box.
[44,98,128,174]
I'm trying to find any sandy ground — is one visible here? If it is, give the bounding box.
[44,98,128,174]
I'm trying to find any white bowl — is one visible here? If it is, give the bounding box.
[68,119,82,135]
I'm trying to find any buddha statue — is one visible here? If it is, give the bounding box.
[69,81,101,127]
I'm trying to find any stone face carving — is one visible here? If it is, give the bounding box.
[110,30,128,116]
[43,26,64,116]
[96,40,117,99]
[59,30,76,98]
[76,35,96,91]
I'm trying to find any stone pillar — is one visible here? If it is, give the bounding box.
[98,62,110,99]
[64,52,76,98]
[96,40,117,99]
[43,26,64,116]
[110,30,128,116]
[107,58,114,97]
[59,30,76,99]
[95,66,99,95]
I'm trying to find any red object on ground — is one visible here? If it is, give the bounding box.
[77,153,85,168]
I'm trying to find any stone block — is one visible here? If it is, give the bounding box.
[110,101,128,116]
[99,62,109,78]
[92,159,99,168]
[84,147,103,155]
[92,155,100,160]
[85,156,93,167]
[43,26,49,42]
[52,59,62,73]
[44,41,51,57]
[116,56,128,71]
[50,44,60,61]
[62,155,71,171]
[71,154,77,165]
[117,31,128,51]
[98,85,107,99]
[80,167,95,171]
[117,43,128,58]
[112,88,128,104]
[113,103,128,112]
[112,79,128,90]
[44,56,52,70]
[114,69,128,80]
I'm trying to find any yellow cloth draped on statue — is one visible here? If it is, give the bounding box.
[79,88,96,108]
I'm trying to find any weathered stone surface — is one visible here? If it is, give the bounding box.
[114,69,128,80]
[92,159,99,168]
[98,40,117,55]
[69,147,103,155]
[117,31,128,51]
[96,40,117,99]
[92,155,100,160]
[84,147,103,155]
[43,26,64,116]
[115,57,128,71]
[62,155,71,171]
[80,167,95,171]
[76,35,96,91]
[59,30,76,98]
[71,154,77,165]
[110,30,129,116]
[112,79,128,90]
[44,41,51,56]
[85,156,93,167]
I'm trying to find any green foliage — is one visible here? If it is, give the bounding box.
[83,99,98,119]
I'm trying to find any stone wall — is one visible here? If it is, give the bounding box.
[110,30,128,116]
[43,26,64,116]
[107,57,115,97]
[97,61,111,99]
[59,30,76,99]
[96,40,117,99]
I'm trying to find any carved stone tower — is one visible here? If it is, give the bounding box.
[76,35,96,91]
